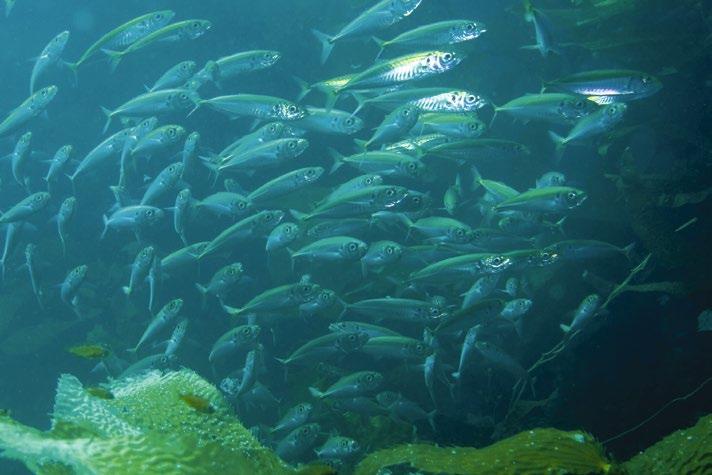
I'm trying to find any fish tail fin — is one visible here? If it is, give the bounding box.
[100,215,109,240]
[121,286,131,296]
[293,76,311,102]
[351,92,367,116]
[102,49,122,73]
[100,106,113,134]
[274,357,289,365]
[308,387,324,399]
[622,242,636,261]
[353,138,368,152]
[195,283,208,295]
[289,209,309,222]
[559,323,571,333]
[451,371,460,380]
[372,36,386,60]
[311,29,335,64]
[427,410,437,432]
[64,61,79,86]
[324,90,338,112]
[328,148,344,174]
[548,131,566,160]
[553,216,567,237]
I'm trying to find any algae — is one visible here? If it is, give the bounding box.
[354,429,615,475]
[623,414,712,475]
[0,369,333,475]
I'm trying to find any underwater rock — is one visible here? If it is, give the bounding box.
[0,369,333,475]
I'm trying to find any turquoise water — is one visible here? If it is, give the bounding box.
[0,1,710,473]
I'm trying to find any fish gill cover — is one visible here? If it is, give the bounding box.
[0,0,711,474]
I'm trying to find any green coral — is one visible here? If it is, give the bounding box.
[354,429,616,475]
[0,369,332,475]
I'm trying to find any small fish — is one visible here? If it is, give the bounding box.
[407,216,474,245]
[0,193,51,226]
[309,371,383,399]
[196,262,244,303]
[360,336,433,361]
[336,51,463,93]
[119,117,158,187]
[9,132,32,190]
[272,403,313,434]
[377,391,436,429]
[266,222,301,252]
[475,340,528,381]
[501,298,533,322]
[67,11,175,71]
[181,131,201,180]
[364,104,420,148]
[409,253,512,285]
[24,243,43,307]
[101,205,164,239]
[30,30,70,94]
[247,167,324,204]
[130,298,183,352]
[495,186,587,213]
[546,69,662,103]
[536,171,566,188]
[199,210,284,259]
[224,281,320,318]
[104,19,212,72]
[523,0,559,57]
[173,189,194,246]
[461,274,500,309]
[119,353,176,379]
[315,436,361,461]
[292,106,364,136]
[330,150,425,180]
[198,94,306,121]
[147,255,162,312]
[122,246,155,296]
[561,294,601,333]
[195,192,252,220]
[214,50,281,82]
[312,0,423,63]
[57,197,77,256]
[179,393,215,414]
[415,112,486,139]
[236,347,260,396]
[215,138,309,174]
[374,19,486,57]
[329,321,401,338]
[69,128,131,183]
[325,174,383,202]
[549,103,627,150]
[276,332,369,366]
[147,60,197,92]
[452,325,480,382]
[140,162,184,205]
[131,124,187,157]
[357,88,486,114]
[44,144,73,183]
[86,387,115,399]
[361,240,403,271]
[276,423,320,462]
[0,86,58,137]
[495,93,596,125]
[60,264,87,306]
[102,90,197,134]
[208,325,261,362]
[218,122,300,160]
[697,309,712,333]
[160,242,209,277]
[344,297,447,325]
[292,235,368,267]
[545,239,634,262]
[68,344,109,359]
[164,319,188,357]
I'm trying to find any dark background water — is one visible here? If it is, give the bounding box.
[1,1,711,473]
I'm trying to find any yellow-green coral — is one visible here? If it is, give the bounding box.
[0,369,333,475]
[354,429,615,475]
[623,414,712,475]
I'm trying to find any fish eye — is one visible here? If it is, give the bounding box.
[301,427,309,435]
[288,141,297,149]
[288,105,297,113]
[575,100,584,107]
[567,191,577,200]
[386,246,394,254]
[386,189,395,196]
[425,57,432,64]
[402,109,410,116]
[298,405,306,413]
[467,94,477,103]
[607,107,616,115]
[450,94,458,101]
[416,343,425,352]
[306,169,315,176]
[269,124,277,132]
[492,256,502,265]
[301,284,311,292]
[241,327,250,334]
[407,162,417,170]
[365,177,374,185]
[412,196,421,204]
[466,23,474,30]
[154,13,163,20]
[238,201,246,209]
[146,209,154,216]
[180,93,188,100]
[348,334,356,341]
[455,228,464,236]
[469,123,478,130]
[642,76,651,84]
[348,242,358,251]
[345,118,354,125]
[168,128,176,137]
[443,53,453,61]
[192,22,200,28]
